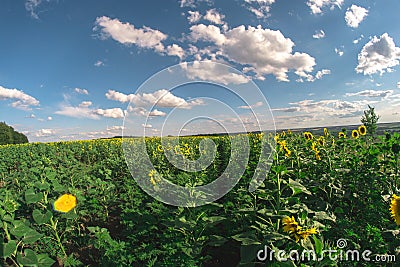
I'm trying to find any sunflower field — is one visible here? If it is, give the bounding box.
[1,125,400,266]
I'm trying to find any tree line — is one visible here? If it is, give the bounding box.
[0,122,28,145]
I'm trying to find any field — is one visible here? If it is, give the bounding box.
[1,125,400,266]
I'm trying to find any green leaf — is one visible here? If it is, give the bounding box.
[232,233,261,245]
[32,209,52,225]
[206,235,227,247]
[37,254,56,267]
[25,188,43,204]
[34,181,50,191]
[52,181,66,192]
[23,229,43,244]
[16,249,38,266]
[288,178,311,195]
[313,235,323,255]
[10,221,32,238]
[1,240,17,258]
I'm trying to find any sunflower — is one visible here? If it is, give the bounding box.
[338,132,346,138]
[297,228,318,241]
[283,145,291,157]
[352,130,359,139]
[315,151,321,161]
[318,136,325,146]
[54,194,77,213]
[390,194,400,225]
[282,216,301,233]
[311,142,318,152]
[324,128,329,136]
[304,132,313,141]
[287,129,292,135]
[358,125,367,136]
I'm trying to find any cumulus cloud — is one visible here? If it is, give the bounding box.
[180,60,250,85]
[74,87,89,95]
[107,89,204,109]
[34,128,55,137]
[345,89,393,98]
[128,107,167,117]
[47,116,52,121]
[313,30,325,39]
[307,0,343,14]
[189,24,316,82]
[345,5,368,28]
[94,16,167,53]
[55,102,100,119]
[356,33,400,75]
[78,101,92,108]
[93,108,125,118]
[166,44,185,59]
[0,85,40,110]
[187,11,202,23]
[204,9,225,25]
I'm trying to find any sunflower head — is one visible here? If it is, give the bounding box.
[282,216,301,233]
[315,152,321,161]
[352,130,360,139]
[303,132,314,141]
[324,128,329,136]
[283,146,291,157]
[390,194,400,226]
[358,125,367,136]
[318,136,325,146]
[338,132,346,138]
[54,194,77,213]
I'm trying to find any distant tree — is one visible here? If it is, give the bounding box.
[361,105,380,136]
[0,122,29,145]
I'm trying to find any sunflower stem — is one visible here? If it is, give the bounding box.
[50,216,67,258]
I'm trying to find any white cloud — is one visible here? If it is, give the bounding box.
[94,60,104,67]
[47,116,52,121]
[0,85,40,110]
[345,5,368,28]
[94,108,125,118]
[25,114,36,119]
[129,107,167,117]
[179,0,212,8]
[35,128,55,137]
[25,0,47,19]
[166,44,185,59]
[243,0,275,18]
[108,89,204,109]
[345,89,393,98]
[78,101,92,108]
[204,9,225,25]
[356,33,400,75]
[238,101,263,109]
[55,102,100,119]
[313,30,325,39]
[141,123,153,128]
[74,87,89,95]
[189,24,316,82]
[106,89,134,103]
[335,47,344,56]
[315,69,331,79]
[94,16,167,53]
[180,60,250,85]
[187,10,202,23]
[307,0,343,14]
[397,81,400,88]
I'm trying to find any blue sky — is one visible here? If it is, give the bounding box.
[1,0,400,142]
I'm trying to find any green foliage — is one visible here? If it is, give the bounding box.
[0,128,399,266]
[0,122,28,145]
[361,105,380,136]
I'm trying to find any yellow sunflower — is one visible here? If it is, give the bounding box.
[338,132,346,138]
[324,128,329,136]
[304,132,313,141]
[390,194,400,225]
[297,228,318,241]
[318,136,325,146]
[352,130,359,139]
[283,146,291,157]
[282,216,301,233]
[54,194,77,213]
[315,151,321,161]
[358,125,367,136]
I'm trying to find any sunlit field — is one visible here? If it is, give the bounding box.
[1,123,400,266]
